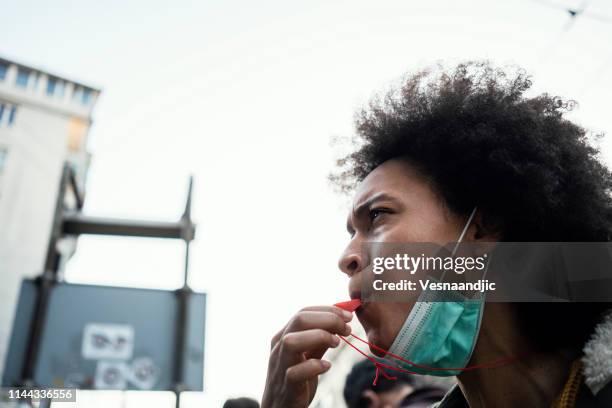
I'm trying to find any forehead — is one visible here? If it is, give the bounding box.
[352,159,427,206]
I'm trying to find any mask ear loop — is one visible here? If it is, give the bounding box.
[438,206,479,283]
[454,207,479,256]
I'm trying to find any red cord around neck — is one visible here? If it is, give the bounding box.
[338,333,519,385]
[333,300,519,385]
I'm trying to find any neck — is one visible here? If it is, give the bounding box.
[458,304,577,407]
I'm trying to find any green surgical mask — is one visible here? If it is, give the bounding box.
[384,207,486,376]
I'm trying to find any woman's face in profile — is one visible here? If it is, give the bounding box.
[339,159,469,353]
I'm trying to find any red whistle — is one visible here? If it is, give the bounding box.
[334,299,362,312]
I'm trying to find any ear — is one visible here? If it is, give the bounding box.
[469,211,501,258]
[472,211,502,242]
[362,389,380,407]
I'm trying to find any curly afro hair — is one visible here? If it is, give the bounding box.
[333,61,612,351]
[333,61,612,242]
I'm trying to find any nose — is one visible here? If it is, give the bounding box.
[338,246,365,277]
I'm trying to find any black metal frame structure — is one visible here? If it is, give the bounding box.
[18,163,197,408]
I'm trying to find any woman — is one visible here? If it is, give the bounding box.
[262,62,612,407]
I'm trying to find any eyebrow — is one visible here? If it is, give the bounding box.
[346,192,400,234]
[353,192,399,217]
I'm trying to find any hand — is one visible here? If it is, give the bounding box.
[261,306,353,408]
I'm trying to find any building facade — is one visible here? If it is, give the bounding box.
[0,56,100,376]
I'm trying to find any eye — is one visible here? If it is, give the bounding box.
[369,207,390,223]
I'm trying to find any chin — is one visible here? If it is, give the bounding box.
[366,329,389,357]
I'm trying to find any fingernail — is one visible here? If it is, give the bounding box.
[321,360,331,369]
[342,310,353,321]
[331,335,340,347]
[344,323,352,335]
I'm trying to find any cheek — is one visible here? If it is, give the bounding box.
[382,214,460,244]
[373,221,421,243]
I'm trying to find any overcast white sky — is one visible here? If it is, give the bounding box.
[2,0,612,405]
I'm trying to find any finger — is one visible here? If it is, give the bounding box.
[305,335,344,361]
[271,327,285,350]
[270,306,352,349]
[299,305,354,322]
[279,329,340,356]
[304,327,353,361]
[285,311,352,337]
[285,359,331,384]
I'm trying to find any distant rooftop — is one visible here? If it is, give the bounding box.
[0,55,101,118]
[0,55,101,93]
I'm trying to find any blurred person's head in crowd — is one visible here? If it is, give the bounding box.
[344,359,449,408]
[222,397,260,408]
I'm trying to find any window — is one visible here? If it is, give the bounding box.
[72,86,82,102]
[8,106,16,125]
[0,148,8,173]
[68,117,87,151]
[15,67,30,88]
[0,103,17,127]
[56,80,65,98]
[0,62,8,81]
[72,86,93,106]
[47,77,57,96]
[32,72,39,90]
[81,88,92,105]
